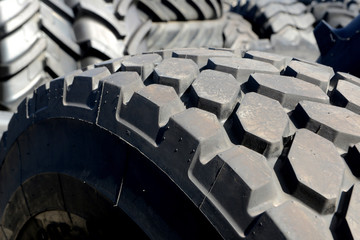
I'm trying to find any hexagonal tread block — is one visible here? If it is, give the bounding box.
[280,129,345,214]
[121,54,162,80]
[292,100,360,151]
[234,92,291,158]
[284,60,334,92]
[191,70,240,121]
[335,72,360,88]
[207,57,280,85]
[120,84,185,140]
[94,57,127,73]
[247,73,329,110]
[197,145,277,238]
[243,50,291,70]
[172,48,234,68]
[344,183,360,240]
[248,201,332,240]
[331,80,360,114]
[153,58,199,96]
[64,67,110,109]
[97,71,145,128]
[158,108,233,204]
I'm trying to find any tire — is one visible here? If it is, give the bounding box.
[0,0,227,111]
[0,49,360,239]
[3,48,360,239]
[308,0,358,28]
[223,12,273,52]
[0,0,80,111]
[125,0,225,55]
[231,0,320,61]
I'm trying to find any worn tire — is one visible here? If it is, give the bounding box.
[2,48,360,239]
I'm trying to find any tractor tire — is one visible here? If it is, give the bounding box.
[307,0,358,28]
[2,48,360,239]
[0,0,81,111]
[232,0,320,61]
[0,0,228,111]
[126,0,225,55]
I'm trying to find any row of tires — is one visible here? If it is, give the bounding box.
[1,0,359,111]
[1,0,360,239]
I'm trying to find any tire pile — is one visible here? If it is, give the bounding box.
[0,0,360,239]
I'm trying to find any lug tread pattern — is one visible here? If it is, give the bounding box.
[3,49,360,239]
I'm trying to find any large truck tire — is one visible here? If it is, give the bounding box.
[126,0,225,55]
[0,0,81,111]
[2,48,360,239]
[0,0,228,111]
[231,0,320,61]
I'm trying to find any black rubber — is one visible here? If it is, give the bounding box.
[0,0,228,111]
[231,0,320,61]
[1,48,360,239]
[126,0,225,55]
[308,0,358,28]
[0,0,80,110]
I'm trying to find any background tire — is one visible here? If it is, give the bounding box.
[231,0,320,61]
[1,48,360,239]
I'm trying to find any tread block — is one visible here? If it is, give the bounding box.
[248,201,331,240]
[234,92,291,158]
[344,183,360,239]
[284,60,334,92]
[153,58,199,96]
[0,0,39,37]
[262,2,306,19]
[247,73,329,110]
[191,70,240,121]
[40,2,81,57]
[292,100,360,151]
[121,54,162,81]
[120,84,185,140]
[159,108,232,204]
[173,48,234,68]
[97,71,144,130]
[163,0,199,20]
[198,145,276,238]
[207,57,279,86]
[280,129,345,214]
[331,80,360,114]
[76,0,126,37]
[0,13,40,65]
[65,67,110,109]
[334,72,360,88]
[243,50,291,70]
[94,57,127,73]
[267,12,314,33]
[73,17,124,59]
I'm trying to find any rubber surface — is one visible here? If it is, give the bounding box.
[1,48,360,239]
[231,0,320,60]
[126,0,225,55]
[308,0,358,28]
[0,0,80,110]
[0,0,228,110]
